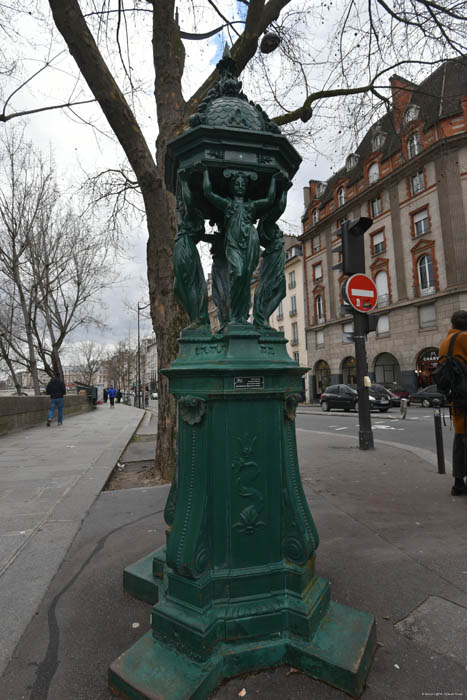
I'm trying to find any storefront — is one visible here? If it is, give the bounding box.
[313,359,331,398]
[341,356,357,385]
[415,347,438,388]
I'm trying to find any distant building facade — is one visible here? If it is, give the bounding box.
[141,335,158,391]
[300,57,467,400]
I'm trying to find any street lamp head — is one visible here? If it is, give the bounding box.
[260,31,281,54]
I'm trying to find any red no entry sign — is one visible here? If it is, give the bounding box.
[345,274,378,312]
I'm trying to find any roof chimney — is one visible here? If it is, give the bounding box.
[390,74,416,132]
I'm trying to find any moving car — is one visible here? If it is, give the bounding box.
[409,384,446,407]
[320,384,391,412]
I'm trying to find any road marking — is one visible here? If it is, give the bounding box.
[335,427,348,431]
[372,424,405,431]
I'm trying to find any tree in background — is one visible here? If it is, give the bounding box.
[0,130,117,392]
[73,340,106,385]
[104,339,136,392]
[0,1,464,473]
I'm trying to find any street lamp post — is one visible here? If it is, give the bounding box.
[137,301,150,409]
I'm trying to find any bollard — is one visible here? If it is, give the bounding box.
[432,399,446,474]
[400,397,408,419]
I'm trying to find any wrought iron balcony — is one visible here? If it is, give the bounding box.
[377,294,390,307]
[413,284,436,298]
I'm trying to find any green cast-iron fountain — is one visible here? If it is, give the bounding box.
[109,47,376,700]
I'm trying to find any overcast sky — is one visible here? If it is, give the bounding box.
[0,1,372,354]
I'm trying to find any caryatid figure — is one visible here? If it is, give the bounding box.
[173,171,210,328]
[203,167,277,324]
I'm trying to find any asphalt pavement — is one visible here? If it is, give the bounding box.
[1,401,467,700]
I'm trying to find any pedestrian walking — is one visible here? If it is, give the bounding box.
[145,386,149,406]
[103,388,108,403]
[116,389,122,403]
[439,310,467,495]
[45,373,66,426]
[107,386,117,408]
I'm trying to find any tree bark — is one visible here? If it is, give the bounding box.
[48,0,187,478]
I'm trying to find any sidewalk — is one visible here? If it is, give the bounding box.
[1,418,467,699]
[0,403,144,677]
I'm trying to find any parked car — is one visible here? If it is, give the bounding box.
[384,386,411,407]
[409,384,447,407]
[371,384,394,404]
[320,384,391,412]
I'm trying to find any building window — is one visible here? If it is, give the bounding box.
[417,254,435,295]
[419,303,436,328]
[290,295,297,316]
[370,195,382,217]
[346,153,359,170]
[413,208,430,237]
[316,329,324,347]
[404,105,420,125]
[337,217,347,231]
[278,326,284,334]
[276,301,283,320]
[375,269,390,306]
[372,129,386,151]
[316,182,326,197]
[368,162,379,184]
[371,231,385,255]
[337,187,346,207]
[410,170,425,195]
[291,322,299,345]
[342,321,353,343]
[315,295,324,323]
[408,132,421,158]
[312,208,319,225]
[293,351,300,362]
[288,270,296,289]
[376,315,389,336]
[313,262,323,282]
[312,233,321,253]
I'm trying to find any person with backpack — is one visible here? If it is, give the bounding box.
[437,310,467,495]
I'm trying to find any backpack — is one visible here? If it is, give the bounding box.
[432,332,467,412]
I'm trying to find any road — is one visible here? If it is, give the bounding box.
[296,404,454,468]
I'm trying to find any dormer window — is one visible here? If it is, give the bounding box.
[312,208,319,225]
[316,182,326,197]
[346,153,359,171]
[368,162,379,185]
[337,187,346,207]
[404,105,420,126]
[372,130,386,151]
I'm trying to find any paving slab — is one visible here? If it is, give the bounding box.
[1,430,467,700]
[0,403,144,676]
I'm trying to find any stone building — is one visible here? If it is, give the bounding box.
[300,56,467,400]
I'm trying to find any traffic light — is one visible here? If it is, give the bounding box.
[333,217,373,276]
[340,280,353,315]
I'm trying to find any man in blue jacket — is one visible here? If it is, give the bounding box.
[107,386,117,408]
[46,373,66,426]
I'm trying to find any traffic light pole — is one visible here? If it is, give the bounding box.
[353,310,374,450]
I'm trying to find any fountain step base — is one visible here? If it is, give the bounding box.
[109,600,376,700]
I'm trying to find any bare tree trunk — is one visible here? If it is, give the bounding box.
[13,268,41,395]
[0,337,22,394]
